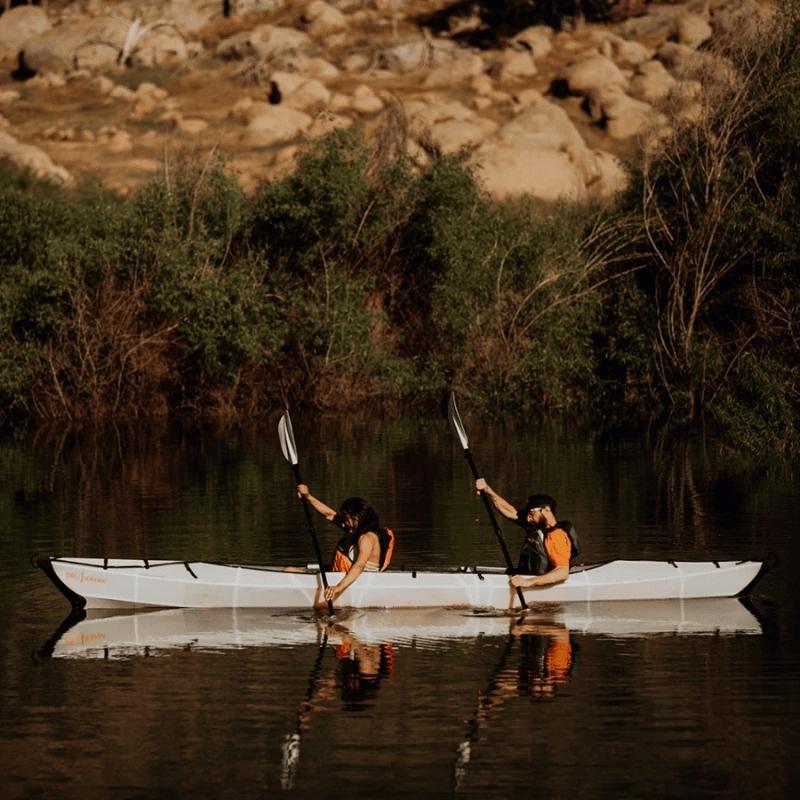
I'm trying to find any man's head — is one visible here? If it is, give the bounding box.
[521,494,557,527]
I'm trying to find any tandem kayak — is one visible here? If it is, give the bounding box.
[35,555,771,611]
[38,599,764,659]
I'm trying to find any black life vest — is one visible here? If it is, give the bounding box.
[517,520,580,576]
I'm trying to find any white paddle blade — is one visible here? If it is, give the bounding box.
[278,412,298,465]
[448,391,469,450]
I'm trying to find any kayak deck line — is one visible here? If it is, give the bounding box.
[34,555,771,611]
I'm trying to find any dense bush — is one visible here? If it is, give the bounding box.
[605,2,800,452]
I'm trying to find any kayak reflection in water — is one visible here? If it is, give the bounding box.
[474,479,578,591]
[292,486,395,602]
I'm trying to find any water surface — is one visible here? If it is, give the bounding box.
[1,418,797,799]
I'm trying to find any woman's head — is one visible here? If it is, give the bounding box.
[336,497,380,536]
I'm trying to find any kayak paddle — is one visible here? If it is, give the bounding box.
[448,391,527,610]
[278,409,335,615]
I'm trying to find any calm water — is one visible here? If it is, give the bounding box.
[1,416,798,799]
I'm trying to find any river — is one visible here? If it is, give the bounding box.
[0,416,798,799]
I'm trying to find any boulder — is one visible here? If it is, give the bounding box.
[307,111,352,139]
[177,118,209,135]
[494,50,537,83]
[629,60,676,104]
[22,17,128,74]
[272,74,331,111]
[0,130,73,185]
[426,117,498,154]
[91,75,115,95]
[564,55,628,96]
[128,25,188,68]
[0,5,51,61]
[409,101,476,136]
[268,71,306,98]
[106,130,133,153]
[303,1,348,37]
[511,25,553,60]
[216,25,311,61]
[595,91,654,139]
[0,89,21,106]
[299,57,340,81]
[165,1,287,33]
[379,38,457,73]
[656,41,696,71]
[471,141,586,201]
[675,13,712,49]
[598,35,653,68]
[351,84,383,114]
[110,85,137,102]
[471,73,493,96]
[423,53,484,88]
[495,98,586,152]
[340,52,370,72]
[242,105,312,146]
[589,150,629,198]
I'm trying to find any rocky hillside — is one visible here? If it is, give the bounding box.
[0,0,774,198]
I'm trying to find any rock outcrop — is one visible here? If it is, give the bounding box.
[0,0,776,201]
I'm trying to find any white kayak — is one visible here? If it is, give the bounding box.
[36,555,768,611]
[40,599,763,659]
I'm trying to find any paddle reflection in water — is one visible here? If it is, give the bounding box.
[280,628,328,791]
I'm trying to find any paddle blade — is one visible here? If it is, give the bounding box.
[278,411,298,466]
[448,391,469,450]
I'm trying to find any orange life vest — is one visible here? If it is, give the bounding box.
[330,528,395,573]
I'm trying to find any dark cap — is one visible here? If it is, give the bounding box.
[523,494,557,514]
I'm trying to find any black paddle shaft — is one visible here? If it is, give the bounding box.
[292,464,334,616]
[463,449,527,609]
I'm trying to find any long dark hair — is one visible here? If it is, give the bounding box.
[334,497,380,538]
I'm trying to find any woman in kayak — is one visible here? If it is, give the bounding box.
[296,485,395,602]
[474,479,572,590]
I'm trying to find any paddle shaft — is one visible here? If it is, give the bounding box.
[292,464,334,615]
[462,449,527,609]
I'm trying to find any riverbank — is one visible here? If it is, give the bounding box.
[1,1,798,455]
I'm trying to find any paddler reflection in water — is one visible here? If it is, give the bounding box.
[512,619,574,698]
[334,631,395,707]
[474,479,578,590]
[296,486,395,602]
[455,619,575,789]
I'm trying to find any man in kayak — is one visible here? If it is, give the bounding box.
[296,485,395,602]
[474,479,572,590]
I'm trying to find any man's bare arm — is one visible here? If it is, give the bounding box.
[475,478,518,521]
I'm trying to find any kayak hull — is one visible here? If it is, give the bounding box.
[38,557,766,611]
